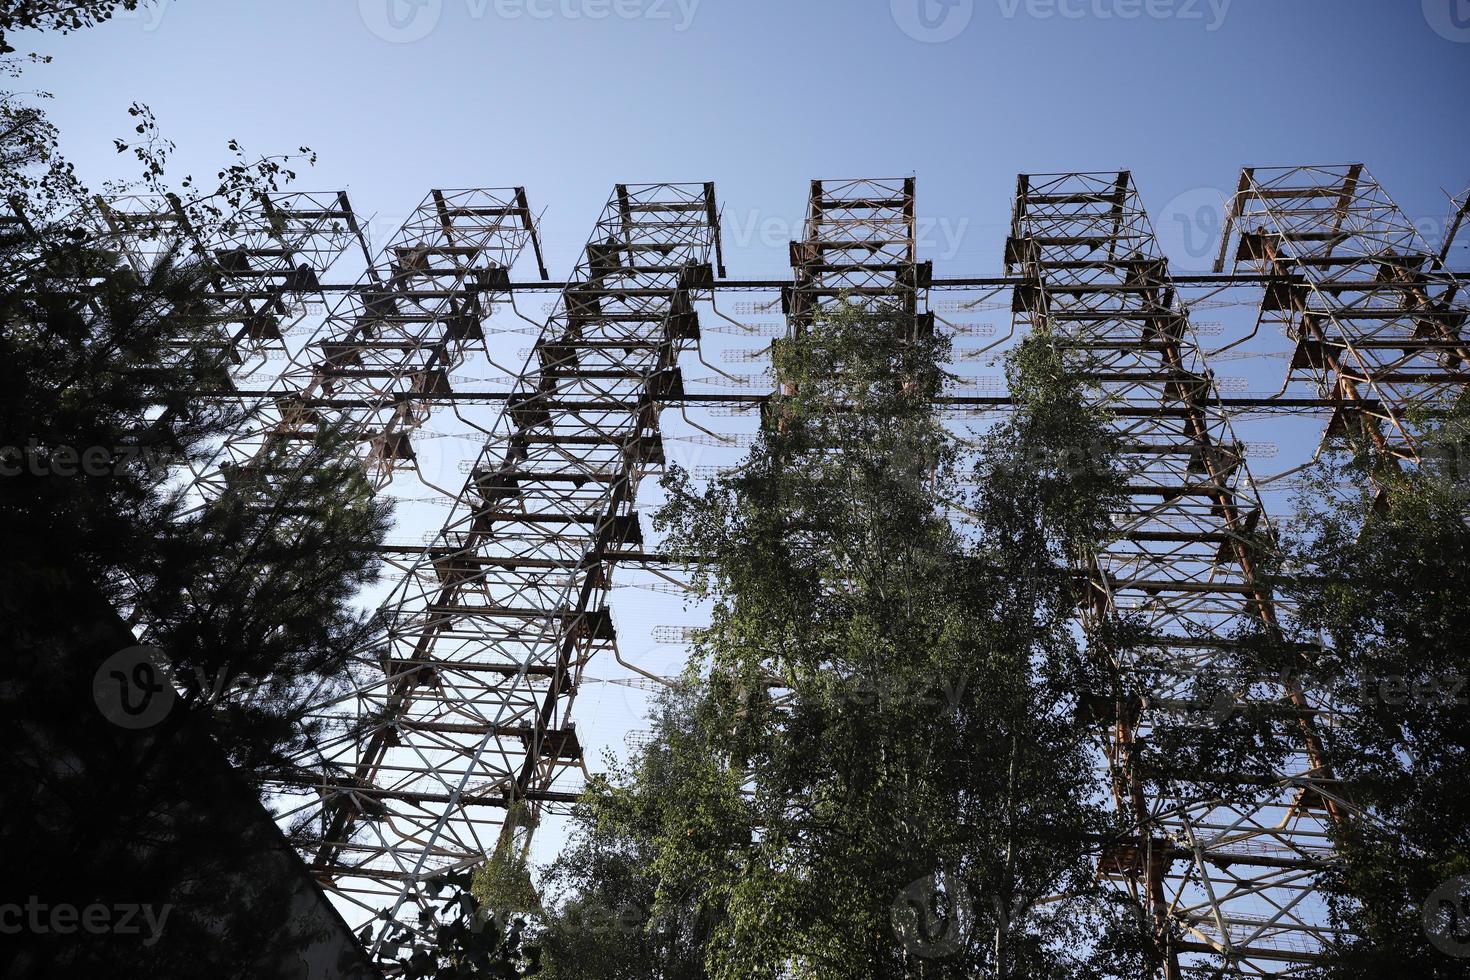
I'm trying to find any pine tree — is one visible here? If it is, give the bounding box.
[0,26,397,975]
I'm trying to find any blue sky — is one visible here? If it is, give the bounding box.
[23,0,1470,280]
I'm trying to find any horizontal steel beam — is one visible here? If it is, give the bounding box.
[204,268,1468,298]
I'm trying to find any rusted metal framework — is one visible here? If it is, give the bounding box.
[785,176,928,329]
[1214,164,1470,466]
[191,188,545,502]
[1008,171,1347,975]
[278,184,723,943]
[1441,186,1470,267]
[95,191,368,373]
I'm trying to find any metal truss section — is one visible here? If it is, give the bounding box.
[784,176,928,329]
[278,184,722,943]
[1009,172,1344,977]
[194,188,546,500]
[95,191,367,372]
[1440,186,1470,267]
[1214,165,1470,465]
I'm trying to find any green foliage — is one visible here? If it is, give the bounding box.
[0,9,398,976]
[0,232,394,782]
[0,18,389,783]
[475,838,543,919]
[538,307,1155,978]
[378,870,541,979]
[1273,412,1470,977]
[0,1,143,53]
[536,683,725,979]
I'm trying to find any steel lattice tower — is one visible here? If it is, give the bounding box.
[1009,171,1347,975]
[785,176,928,329]
[278,184,724,942]
[93,190,369,374]
[193,187,545,502]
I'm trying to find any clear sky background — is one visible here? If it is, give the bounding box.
[15,0,1470,892]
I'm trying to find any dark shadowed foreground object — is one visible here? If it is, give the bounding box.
[0,558,377,979]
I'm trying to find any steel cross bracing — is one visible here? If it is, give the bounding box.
[784,176,928,329]
[1440,185,1470,267]
[82,190,379,629]
[1215,165,1470,467]
[190,188,546,504]
[93,190,369,380]
[1008,172,1350,977]
[274,183,722,942]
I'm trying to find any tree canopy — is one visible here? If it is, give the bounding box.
[1272,413,1470,977]
[529,304,1160,979]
